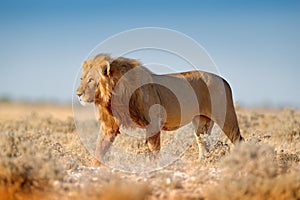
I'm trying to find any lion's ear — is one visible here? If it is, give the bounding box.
[101,61,111,77]
[82,61,88,68]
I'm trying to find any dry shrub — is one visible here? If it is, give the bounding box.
[205,142,300,200]
[0,126,65,199]
[222,142,277,178]
[100,180,150,200]
[277,152,300,174]
[1,179,150,200]
[57,177,150,200]
[42,115,76,133]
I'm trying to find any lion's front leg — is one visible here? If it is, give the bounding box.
[93,129,119,165]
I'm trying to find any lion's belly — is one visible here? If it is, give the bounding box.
[155,82,203,131]
[161,106,198,131]
[149,73,215,131]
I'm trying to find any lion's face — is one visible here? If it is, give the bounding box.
[76,64,99,104]
[76,54,142,106]
[76,54,111,105]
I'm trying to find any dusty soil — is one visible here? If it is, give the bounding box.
[0,102,299,200]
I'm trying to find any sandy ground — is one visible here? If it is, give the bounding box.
[0,102,299,200]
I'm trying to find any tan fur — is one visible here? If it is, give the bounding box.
[76,54,244,163]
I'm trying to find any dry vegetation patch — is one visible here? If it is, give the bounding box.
[0,103,299,199]
[205,143,300,200]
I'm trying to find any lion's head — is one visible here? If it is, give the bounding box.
[76,54,110,105]
[76,54,142,106]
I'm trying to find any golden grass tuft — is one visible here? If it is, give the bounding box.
[205,142,300,200]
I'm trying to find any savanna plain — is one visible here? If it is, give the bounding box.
[0,102,299,200]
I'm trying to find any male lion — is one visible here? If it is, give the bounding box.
[76,54,244,163]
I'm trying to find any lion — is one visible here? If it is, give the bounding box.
[76,54,244,163]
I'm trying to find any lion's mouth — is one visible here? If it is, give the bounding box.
[79,100,87,106]
[78,97,93,106]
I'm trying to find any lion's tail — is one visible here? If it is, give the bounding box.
[221,79,244,143]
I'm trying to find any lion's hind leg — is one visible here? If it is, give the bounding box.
[192,115,214,159]
[146,132,161,153]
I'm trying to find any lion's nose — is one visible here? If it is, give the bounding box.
[77,92,83,97]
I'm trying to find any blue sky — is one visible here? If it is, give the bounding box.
[0,0,299,107]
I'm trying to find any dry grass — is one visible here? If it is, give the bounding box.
[0,103,299,200]
[205,143,300,200]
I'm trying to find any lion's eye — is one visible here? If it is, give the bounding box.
[88,78,93,83]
